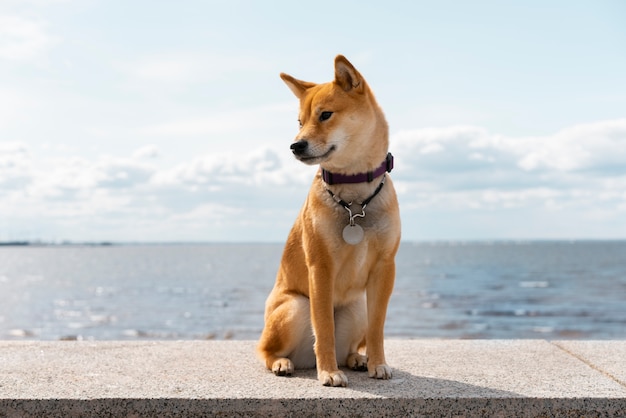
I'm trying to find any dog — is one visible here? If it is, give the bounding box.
[257,55,401,387]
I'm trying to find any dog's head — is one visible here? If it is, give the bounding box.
[280,55,388,174]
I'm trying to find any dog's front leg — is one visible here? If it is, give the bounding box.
[309,265,348,387]
[366,258,396,379]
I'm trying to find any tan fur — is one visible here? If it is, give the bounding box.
[257,55,401,387]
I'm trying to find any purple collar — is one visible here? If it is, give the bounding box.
[321,153,394,185]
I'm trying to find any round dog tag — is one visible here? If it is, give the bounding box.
[342,224,364,245]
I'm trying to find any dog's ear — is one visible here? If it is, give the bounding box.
[280,73,316,99]
[334,55,364,94]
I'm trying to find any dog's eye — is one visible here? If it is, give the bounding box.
[298,119,303,128]
[319,111,333,122]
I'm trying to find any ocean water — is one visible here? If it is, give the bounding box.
[0,241,625,341]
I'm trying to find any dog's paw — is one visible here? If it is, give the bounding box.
[319,370,348,387]
[346,353,368,371]
[271,358,294,377]
[368,363,392,380]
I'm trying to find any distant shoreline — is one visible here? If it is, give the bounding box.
[0,241,30,246]
[0,241,114,247]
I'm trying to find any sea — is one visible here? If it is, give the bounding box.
[0,241,625,341]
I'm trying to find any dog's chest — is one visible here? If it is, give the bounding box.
[332,244,371,302]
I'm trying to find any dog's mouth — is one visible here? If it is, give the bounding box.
[297,145,336,165]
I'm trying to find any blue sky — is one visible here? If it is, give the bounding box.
[1,0,625,242]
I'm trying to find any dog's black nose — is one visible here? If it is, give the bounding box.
[290,140,308,155]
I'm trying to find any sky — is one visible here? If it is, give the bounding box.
[1,0,626,243]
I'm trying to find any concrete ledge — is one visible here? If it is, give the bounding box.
[1,340,625,417]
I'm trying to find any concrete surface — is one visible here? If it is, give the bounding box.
[1,340,625,417]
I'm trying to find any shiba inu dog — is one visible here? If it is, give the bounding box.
[257,55,401,387]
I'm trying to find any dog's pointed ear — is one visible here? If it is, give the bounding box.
[280,73,316,99]
[334,55,364,94]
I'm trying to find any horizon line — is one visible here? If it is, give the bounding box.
[2,238,626,247]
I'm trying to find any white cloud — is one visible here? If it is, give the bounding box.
[153,146,312,191]
[0,141,311,241]
[514,119,626,173]
[0,142,31,189]
[394,118,626,177]
[289,120,626,239]
[0,15,55,61]
[132,145,160,159]
[391,119,626,215]
[2,119,626,241]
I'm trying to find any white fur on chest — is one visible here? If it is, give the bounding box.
[332,239,372,306]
